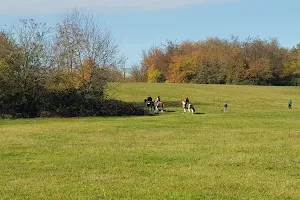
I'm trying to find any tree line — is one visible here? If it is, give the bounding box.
[129,37,300,86]
[0,10,145,118]
[2,10,300,118]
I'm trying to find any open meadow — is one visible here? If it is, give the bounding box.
[1,83,300,199]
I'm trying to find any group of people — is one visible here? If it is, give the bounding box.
[185,97,228,113]
[146,95,161,110]
[146,95,293,113]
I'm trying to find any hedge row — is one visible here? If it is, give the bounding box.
[0,89,148,118]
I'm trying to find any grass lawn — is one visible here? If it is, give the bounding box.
[1,83,300,199]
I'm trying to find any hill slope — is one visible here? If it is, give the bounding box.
[1,83,300,199]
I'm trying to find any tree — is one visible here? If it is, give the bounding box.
[168,53,199,83]
[0,19,51,117]
[129,64,143,82]
[245,59,273,84]
[139,36,289,85]
[50,9,125,91]
[140,46,169,82]
[241,37,286,85]
[0,14,137,118]
[147,68,164,83]
[283,44,300,85]
[0,32,20,115]
[53,9,125,71]
[76,58,120,93]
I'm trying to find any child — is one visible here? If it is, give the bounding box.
[224,102,228,113]
[288,99,292,109]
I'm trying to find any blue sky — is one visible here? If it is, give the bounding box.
[1,0,300,67]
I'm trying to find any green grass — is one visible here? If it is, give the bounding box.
[1,83,300,199]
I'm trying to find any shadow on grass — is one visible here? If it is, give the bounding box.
[194,112,205,115]
[163,101,211,108]
[164,110,176,113]
[163,101,181,107]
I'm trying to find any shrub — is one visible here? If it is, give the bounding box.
[0,89,148,118]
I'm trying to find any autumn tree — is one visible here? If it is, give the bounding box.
[51,9,125,90]
[147,68,164,83]
[76,58,117,93]
[129,64,144,82]
[283,44,300,85]
[0,13,134,118]
[141,47,170,82]
[244,59,273,84]
[168,53,200,83]
[0,32,20,115]
[0,20,51,117]
[140,37,289,85]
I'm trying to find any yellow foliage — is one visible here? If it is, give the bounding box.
[147,69,164,83]
[168,51,204,83]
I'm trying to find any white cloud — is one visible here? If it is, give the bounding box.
[0,0,235,14]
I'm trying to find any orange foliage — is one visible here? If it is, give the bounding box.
[168,51,205,83]
[76,58,96,88]
[140,37,288,85]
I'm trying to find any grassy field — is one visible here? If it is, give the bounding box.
[1,83,300,199]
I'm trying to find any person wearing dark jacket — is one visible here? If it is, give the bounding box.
[185,97,189,104]
[147,95,152,102]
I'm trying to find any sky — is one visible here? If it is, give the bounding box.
[1,0,300,67]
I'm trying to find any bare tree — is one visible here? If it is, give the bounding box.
[129,64,143,82]
[52,9,125,71]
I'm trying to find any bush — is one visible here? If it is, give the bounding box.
[41,89,147,117]
[291,78,300,86]
[1,114,14,119]
[0,89,148,118]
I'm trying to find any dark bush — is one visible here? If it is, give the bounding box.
[40,89,147,117]
[0,92,40,118]
[0,89,148,118]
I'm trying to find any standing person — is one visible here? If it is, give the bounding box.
[224,102,228,113]
[288,99,292,109]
